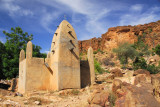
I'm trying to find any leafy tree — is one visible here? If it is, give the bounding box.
[133,57,147,70]
[133,36,151,57]
[0,41,6,79]
[154,44,160,56]
[33,45,46,58]
[147,64,160,74]
[2,27,46,79]
[113,42,137,67]
[2,27,33,78]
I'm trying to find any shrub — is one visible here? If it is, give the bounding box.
[133,57,147,70]
[113,42,137,66]
[154,44,160,56]
[148,28,152,33]
[79,52,83,56]
[94,59,105,74]
[80,56,82,60]
[110,53,114,58]
[108,92,117,107]
[71,89,80,95]
[93,49,104,54]
[93,51,98,54]
[97,48,104,54]
[103,58,115,66]
[133,57,160,74]
[133,41,151,57]
[146,64,160,74]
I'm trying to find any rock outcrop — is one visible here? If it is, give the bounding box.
[110,68,123,77]
[79,20,160,52]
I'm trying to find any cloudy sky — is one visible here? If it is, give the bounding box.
[0,0,160,53]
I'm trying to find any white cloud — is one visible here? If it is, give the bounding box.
[0,28,7,43]
[37,0,111,38]
[0,37,5,43]
[120,5,160,26]
[0,0,33,17]
[37,0,138,40]
[0,35,6,43]
[130,4,143,11]
[40,9,62,34]
[34,0,136,40]
[44,51,49,54]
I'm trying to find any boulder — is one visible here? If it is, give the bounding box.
[134,74,151,85]
[112,79,122,93]
[148,55,160,66]
[88,90,109,107]
[110,68,123,77]
[88,104,102,107]
[116,89,125,98]
[133,69,150,76]
[151,74,160,102]
[115,82,160,107]
[106,74,115,80]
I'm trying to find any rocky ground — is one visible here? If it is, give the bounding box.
[0,67,160,107]
[0,53,160,107]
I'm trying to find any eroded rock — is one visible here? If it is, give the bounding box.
[133,69,150,76]
[88,90,109,107]
[112,79,122,93]
[110,69,123,77]
[115,82,159,107]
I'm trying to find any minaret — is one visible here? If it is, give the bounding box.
[19,49,25,62]
[87,47,95,84]
[49,20,80,90]
[26,41,32,59]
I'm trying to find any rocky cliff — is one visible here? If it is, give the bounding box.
[79,20,160,53]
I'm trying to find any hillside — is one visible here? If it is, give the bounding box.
[79,20,160,53]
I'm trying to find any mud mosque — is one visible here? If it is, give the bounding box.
[18,20,95,93]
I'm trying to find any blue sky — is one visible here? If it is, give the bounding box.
[0,0,160,53]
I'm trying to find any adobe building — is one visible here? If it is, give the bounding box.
[18,20,95,93]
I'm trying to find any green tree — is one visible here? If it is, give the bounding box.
[0,41,6,79]
[113,42,137,67]
[33,45,46,58]
[133,57,147,70]
[133,37,151,57]
[2,27,46,79]
[154,44,160,56]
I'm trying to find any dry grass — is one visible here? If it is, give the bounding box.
[108,91,117,107]
[59,89,81,96]
[28,97,52,105]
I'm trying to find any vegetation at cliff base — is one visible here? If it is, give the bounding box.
[94,59,108,74]
[113,39,160,74]
[153,44,160,56]
[113,42,137,67]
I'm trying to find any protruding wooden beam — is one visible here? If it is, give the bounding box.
[55,33,58,36]
[68,31,75,39]
[44,63,53,75]
[67,24,70,28]
[70,40,76,48]
[52,50,55,54]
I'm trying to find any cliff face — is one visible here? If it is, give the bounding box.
[79,20,160,53]
[78,37,102,53]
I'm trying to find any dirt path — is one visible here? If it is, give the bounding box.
[0,88,90,107]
